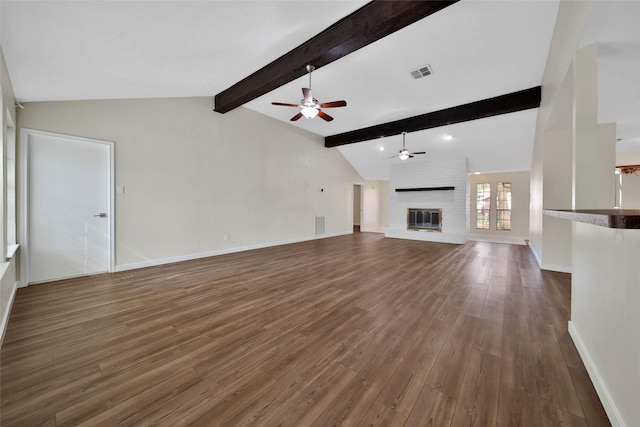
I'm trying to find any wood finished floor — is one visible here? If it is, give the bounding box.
[1,233,610,426]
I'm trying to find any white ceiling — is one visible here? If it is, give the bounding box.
[1,1,637,180]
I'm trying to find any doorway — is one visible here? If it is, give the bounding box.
[20,129,114,285]
[353,184,362,233]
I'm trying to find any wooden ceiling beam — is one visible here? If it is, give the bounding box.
[213,0,459,114]
[324,86,542,147]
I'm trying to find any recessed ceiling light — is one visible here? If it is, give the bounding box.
[443,134,453,141]
[379,146,384,151]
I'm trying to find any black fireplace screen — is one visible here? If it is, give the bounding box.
[407,208,442,231]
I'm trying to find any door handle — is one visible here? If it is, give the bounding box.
[94,213,107,218]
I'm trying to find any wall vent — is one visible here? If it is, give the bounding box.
[410,64,433,79]
[315,216,325,235]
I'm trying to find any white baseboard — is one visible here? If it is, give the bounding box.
[0,280,18,348]
[525,240,571,273]
[568,321,623,427]
[528,242,543,268]
[540,263,572,273]
[360,227,385,233]
[469,234,528,245]
[115,232,352,272]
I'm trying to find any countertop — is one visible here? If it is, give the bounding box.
[543,209,640,229]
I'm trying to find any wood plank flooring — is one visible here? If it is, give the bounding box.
[0,233,610,426]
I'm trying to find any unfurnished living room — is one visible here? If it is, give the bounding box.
[0,1,638,426]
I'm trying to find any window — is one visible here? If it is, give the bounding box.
[476,183,490,230]
[496,182,512,231]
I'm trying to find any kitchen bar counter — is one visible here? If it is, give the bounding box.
[543,209,640,229]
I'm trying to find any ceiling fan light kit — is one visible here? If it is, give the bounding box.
[301,106,319,119]
[272,65,347,122]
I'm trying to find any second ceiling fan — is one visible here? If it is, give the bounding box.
[390,132,426,160]
[272,65,347,122]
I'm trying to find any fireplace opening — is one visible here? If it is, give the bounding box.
[407,208,442,232]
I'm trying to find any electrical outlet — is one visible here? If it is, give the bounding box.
[224,234,230,241]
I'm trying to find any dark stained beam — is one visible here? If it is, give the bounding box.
[324,86,542,147]
[214,0,459,114]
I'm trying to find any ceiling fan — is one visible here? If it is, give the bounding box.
[271,65,347,122]
[390,132,426,160]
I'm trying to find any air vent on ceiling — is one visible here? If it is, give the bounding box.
[410,64,433,79]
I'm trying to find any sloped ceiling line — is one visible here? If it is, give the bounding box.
[213,0,459,114]
[324,86,542,147]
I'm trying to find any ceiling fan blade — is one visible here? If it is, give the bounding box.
[302,88,313,104]
[388,154,399,159]
[411,151,426,155]
[290,112,303,121]
[319,100,347,108]
[272,102,300,107]
[317,110,333,121]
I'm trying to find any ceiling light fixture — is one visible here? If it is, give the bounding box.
[389,132,426,160]
[444,134,453,141]
[301,106,319,119]
[379,146,384,151]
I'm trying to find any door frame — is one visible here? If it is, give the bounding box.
[19,128,115,287]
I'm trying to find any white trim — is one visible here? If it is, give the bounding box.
[19,129,116,286]
[358,183,364,228]
[568,321,623,427]
[526,243,570,272]
[0,273,18,347]
[469,234,528,245]
[528,242,543,268]
[115,232,352,272]
[540,263,572,273]
[5,244,19,260]
[360,227,385,233]
[109,139,116,273]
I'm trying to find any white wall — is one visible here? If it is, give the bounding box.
[595,123,616,209]
[529,1,593,270]
[618,174,640,208]
[361,180,388,233]
[0,45,19,344]
[616,151,640,166]
[17,97,363,271]
[469,171,530,245]
[385,157,469,244]
[569,222,640,427]
[534,1,639,424]
[616,151,640,208]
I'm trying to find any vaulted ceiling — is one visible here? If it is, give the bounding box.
[1,1,637,180]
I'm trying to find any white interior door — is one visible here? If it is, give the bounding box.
[25,130,113,284]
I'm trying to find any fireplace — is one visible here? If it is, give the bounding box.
[407,208,442,232]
